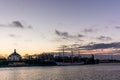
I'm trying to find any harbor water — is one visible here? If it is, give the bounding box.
[0,63,120,80]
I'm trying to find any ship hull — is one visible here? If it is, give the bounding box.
[56,62,84,66]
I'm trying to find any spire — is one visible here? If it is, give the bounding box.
[14,49,16,53]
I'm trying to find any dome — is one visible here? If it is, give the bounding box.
[9,49,21,57]
[8,49,22,61]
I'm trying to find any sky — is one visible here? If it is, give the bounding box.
[1,0,120,56]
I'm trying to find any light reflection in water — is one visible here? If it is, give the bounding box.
[0,64,120,80]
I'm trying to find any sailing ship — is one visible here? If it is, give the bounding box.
[56,45,85,66]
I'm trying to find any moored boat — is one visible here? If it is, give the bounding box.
[56,62,84,66]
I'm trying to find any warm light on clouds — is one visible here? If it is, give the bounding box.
[0,0,120,56]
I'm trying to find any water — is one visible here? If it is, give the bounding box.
[0,63,120,80]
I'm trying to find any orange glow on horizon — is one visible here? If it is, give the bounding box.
[0,47,119,58]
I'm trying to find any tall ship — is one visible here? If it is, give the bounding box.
[55,45,85,66]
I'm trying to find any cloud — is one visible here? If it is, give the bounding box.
[84,28,94,33]
[96,36,112,41]
[115,26,120,29]
[57,44,80,51]
[111,49,120,55]
[9,34,16,37]
[12,21,24,28]
[55,30,70,38]
[78,34,84,37]
[55,30,84,41]
[83,27,98,33]
[0,20,33,29]
[88,42,96,45]
[28,26,33,29]
[80,42,120,50]
[9,34,21,38]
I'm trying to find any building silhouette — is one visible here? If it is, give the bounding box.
[7,49,22,61]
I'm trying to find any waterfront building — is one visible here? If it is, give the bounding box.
[7,49,22,61]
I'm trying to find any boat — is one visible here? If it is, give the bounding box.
[56,45,85,66]
[56,62,84,66]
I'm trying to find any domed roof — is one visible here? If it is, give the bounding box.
[8,49,21,57]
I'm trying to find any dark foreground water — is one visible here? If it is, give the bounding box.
[0,63,120,80]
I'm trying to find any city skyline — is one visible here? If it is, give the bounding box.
[0,0,120,56]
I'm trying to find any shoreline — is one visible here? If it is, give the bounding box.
[1,62,120,68]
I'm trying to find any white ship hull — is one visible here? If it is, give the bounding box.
[56,62,84,66]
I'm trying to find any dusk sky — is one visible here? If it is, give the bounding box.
[1,0,120,56]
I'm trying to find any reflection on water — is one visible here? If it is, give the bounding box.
[0,63,120,80]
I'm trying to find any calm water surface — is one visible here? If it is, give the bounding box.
[0,63,120,80]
